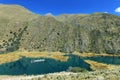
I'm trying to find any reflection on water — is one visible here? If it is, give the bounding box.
[31,59,45,63]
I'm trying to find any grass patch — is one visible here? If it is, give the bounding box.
[85,60,119,71]
[0,51,119,65]
[0,51,20,64]
[73,51,120,57]
[0,51,69,64]
[67,66,87,72]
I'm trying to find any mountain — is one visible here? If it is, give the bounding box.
[0,4,120,54]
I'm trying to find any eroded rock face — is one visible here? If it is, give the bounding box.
[0,5,120,54]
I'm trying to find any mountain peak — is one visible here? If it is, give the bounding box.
[0,4,37,21]
[0,4,31,13]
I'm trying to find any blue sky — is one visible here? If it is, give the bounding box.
[0,0,120,15]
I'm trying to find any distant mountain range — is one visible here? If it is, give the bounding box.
[0,4,120,54]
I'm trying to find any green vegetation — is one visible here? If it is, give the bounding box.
[0,4,120,54]
[31,68,120,80]
[0,26,28,53]
[0,5,120,54]
[67,66,87,72]
[0,4,120,80]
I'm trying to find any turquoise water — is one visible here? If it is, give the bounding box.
[83,56,120,65]
[0,54,120,75]
[0,55,91,75]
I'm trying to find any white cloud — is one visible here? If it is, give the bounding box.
[104,12,108,13]
[115,7,120,13]
[45,13,54,16]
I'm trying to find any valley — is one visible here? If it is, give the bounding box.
[0,4,120,80]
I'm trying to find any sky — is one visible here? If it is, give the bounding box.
[0,0,120,15]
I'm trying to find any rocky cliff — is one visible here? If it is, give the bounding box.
[0,4,120,54]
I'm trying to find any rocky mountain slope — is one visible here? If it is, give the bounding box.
[0,4,120,54]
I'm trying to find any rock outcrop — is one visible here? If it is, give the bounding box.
[0,5,120,54]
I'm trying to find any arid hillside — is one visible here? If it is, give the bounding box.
[0,4,120,54]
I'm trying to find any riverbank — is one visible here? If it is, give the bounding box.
[0,51,120,79]
[0,67,120,80]
[0,51,120,64]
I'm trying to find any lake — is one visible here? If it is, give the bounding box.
[0,54,119,75]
